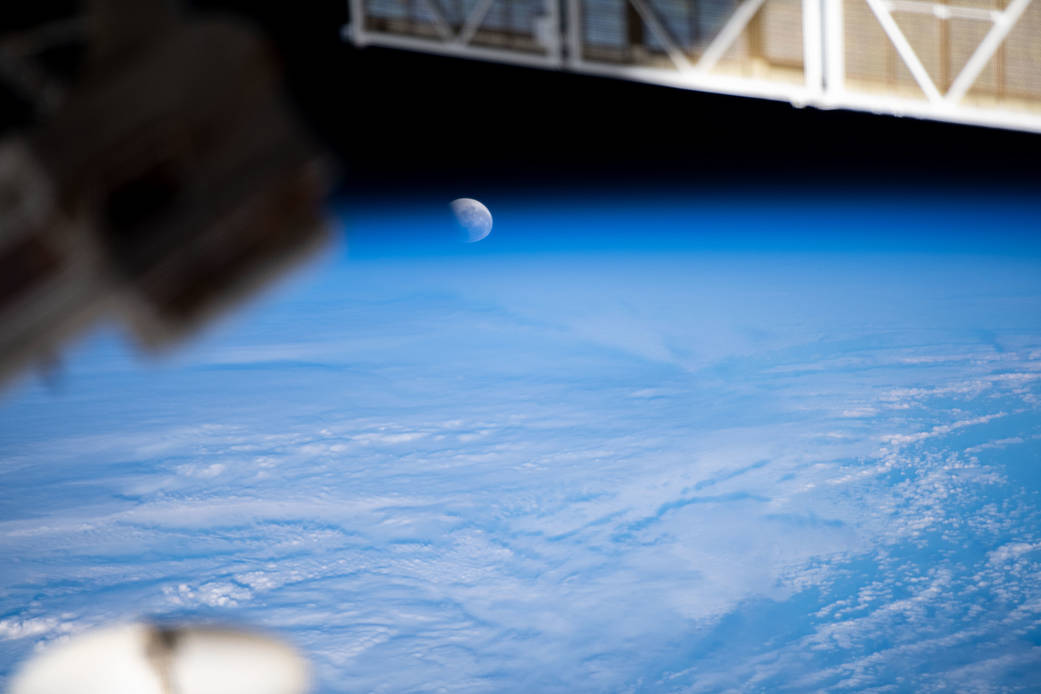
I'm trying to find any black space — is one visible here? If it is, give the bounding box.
[197,1,1041,200]
[5,1,1041,200]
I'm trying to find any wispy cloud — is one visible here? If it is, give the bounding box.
[3,255,1041,692]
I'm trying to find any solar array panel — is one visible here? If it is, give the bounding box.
[349,0,1041,132]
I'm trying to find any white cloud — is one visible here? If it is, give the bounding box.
[3,255,1041,692]
[882,412,1007,446]
[163,582,253,608]
[0,618,61,641]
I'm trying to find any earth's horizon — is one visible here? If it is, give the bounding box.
[2,191,1041,692]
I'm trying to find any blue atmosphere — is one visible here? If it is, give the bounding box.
[2,190,1041,692]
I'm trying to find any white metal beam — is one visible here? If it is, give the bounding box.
[354,30,565,68]
[823,0,844,93]
[348,0,365,45]
[417,0,456,41]
[863,0,943,102]
[945,0,1033,103]
[695,0,768,72]
[627,0,693,71]
[566,0,582,64]
[457,0,496,45]
[885,0,997,21]
[802,0,823,94]
[539,0,562,62]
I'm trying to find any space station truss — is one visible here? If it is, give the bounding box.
[346,0,1041,132]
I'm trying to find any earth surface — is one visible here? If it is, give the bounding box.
[2,189,1041,692]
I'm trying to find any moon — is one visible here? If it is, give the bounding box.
[450,198,492,243]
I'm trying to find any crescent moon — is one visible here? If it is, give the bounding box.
[450,198,492,243]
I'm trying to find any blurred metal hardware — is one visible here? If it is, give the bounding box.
[0,0,331,389]
[8,622,311,694]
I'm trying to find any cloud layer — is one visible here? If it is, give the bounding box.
[2,251,1041,692]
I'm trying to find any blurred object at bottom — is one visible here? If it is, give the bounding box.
[8,622,311,694]
[0,0,332,391]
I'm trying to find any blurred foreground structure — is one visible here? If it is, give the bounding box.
[347,0,1041,132]
[0,1,330,389]
[9,622,310,694]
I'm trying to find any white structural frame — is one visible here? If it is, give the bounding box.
[345,0,1041,133]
